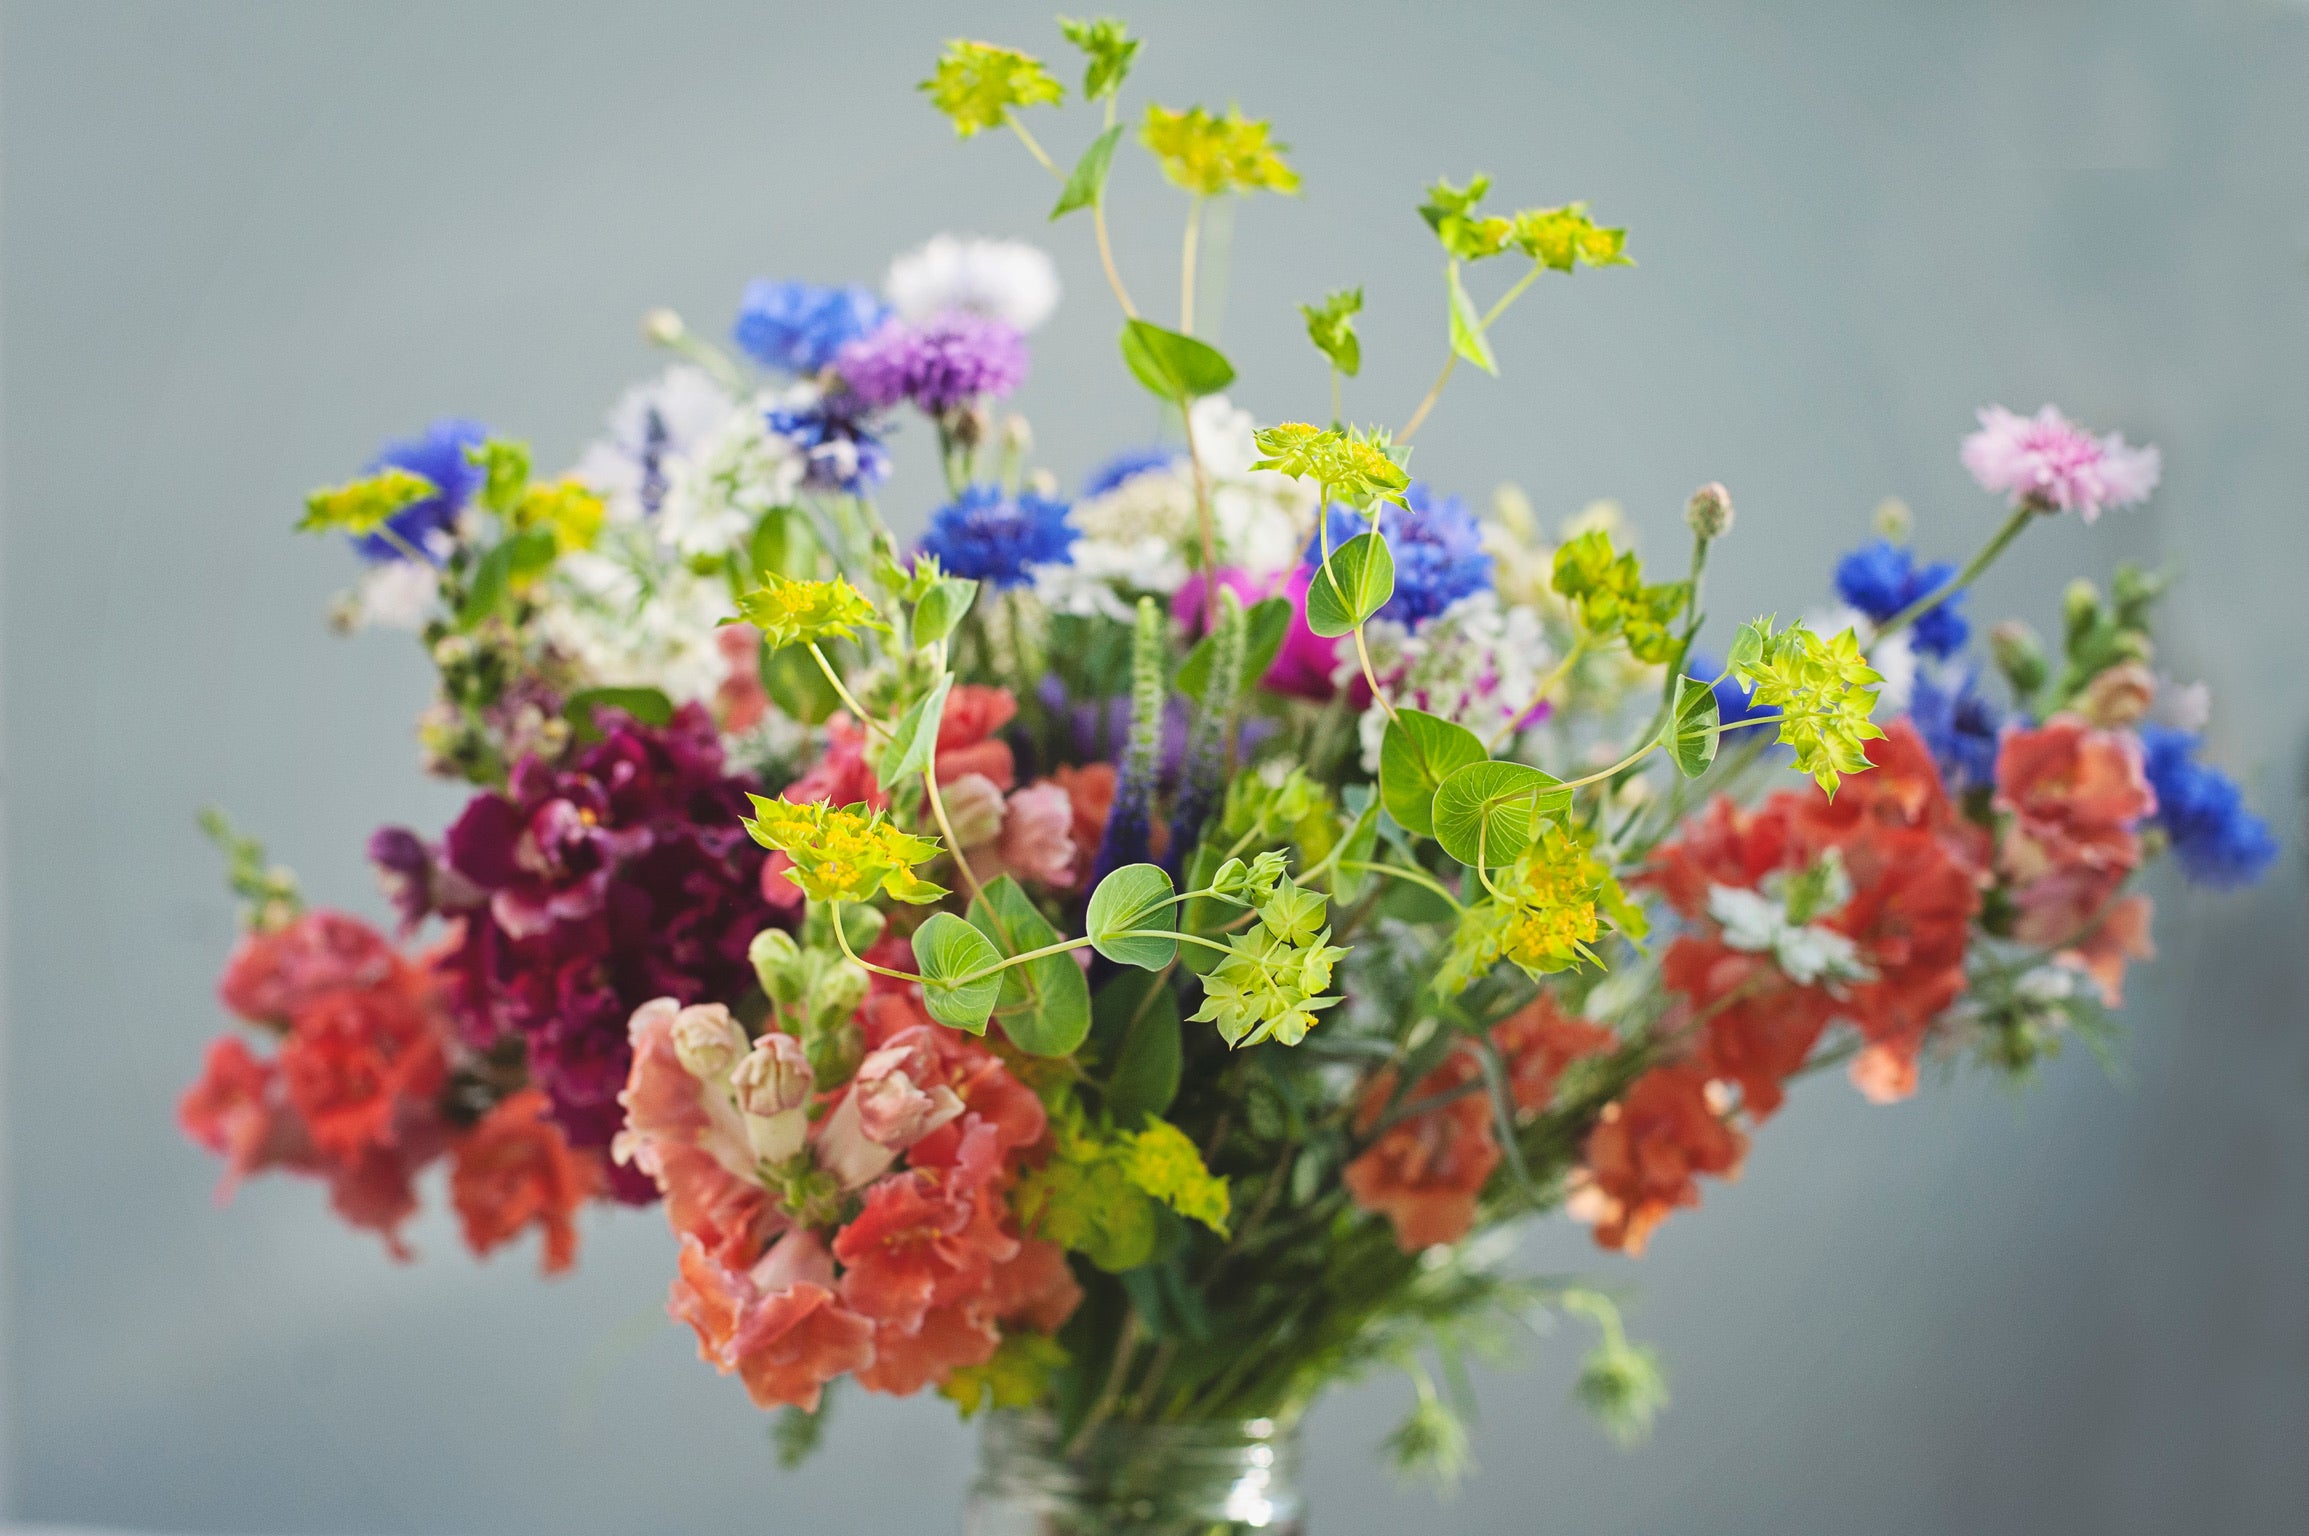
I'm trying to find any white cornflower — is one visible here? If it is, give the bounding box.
[886,235,1061,332]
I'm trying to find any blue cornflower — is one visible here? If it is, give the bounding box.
[732,281,889,376]
[1081,447,1180,498]
[764,390,890,495]
[1306,482,1491,627]
[1833,539,1968,659]
[918,484,1076,587]
[1908,667,2004,792]
[357,418,489,563]
[2138,726,2278,888]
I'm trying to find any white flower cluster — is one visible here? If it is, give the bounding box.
[1040,395,1317,622]
[1354,592,1555,770]
[886,235,1060,333]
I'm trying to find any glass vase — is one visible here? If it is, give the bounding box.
[964,1410,1307,1535]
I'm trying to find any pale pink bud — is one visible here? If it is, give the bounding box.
[811,1032,965,1189]
[730,1032,814,1117]
[941,771,1007,849]
[2075,660,2157,729]
[670,1002,749,1082]
[998,781,1079,889]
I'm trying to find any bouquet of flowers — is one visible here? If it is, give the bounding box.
[180,14,2277,1506]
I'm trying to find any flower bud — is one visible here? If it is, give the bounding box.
[1989,620,2048,699]
[669,1002,750,1082]
[2062,578,2101,642]
[1684,482,1734,540]
[1026,468,1060,499]
[804,959,869,1033]
[730,1031,815,1117]
[1872,497,1912,540]
[748,927,806,1006]
[2076,660,2157,728]
[999,413,1033,458]
[642,307,686,346]
[940,771,1008,849]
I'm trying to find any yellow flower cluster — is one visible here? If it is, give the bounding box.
[1140,104,1299,198]
[741,795,947,905]
[732,573,889,652]
[1249,424,1409,507]
[919,40,1063,138]
[296,467,436,537]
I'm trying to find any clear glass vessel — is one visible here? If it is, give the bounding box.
[965,1410,1307,1535]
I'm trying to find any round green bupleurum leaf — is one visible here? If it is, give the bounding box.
[1661,674,1721,778]
[911,910,1002,1032]
[1086,862,1179,969]
[1378,708,1488,838]
[1304,531,1395,639]
[1431,759,1569,869]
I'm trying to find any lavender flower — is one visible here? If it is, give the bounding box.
[733,281,888,376]
[918,484,1075,587]
[357,418,489,563]
[1961,405,2161,523]
[837,312,1028,415]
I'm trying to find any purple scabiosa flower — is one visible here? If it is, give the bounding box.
[918,484,1075,587]
[434,704,780,1199]
[356,418,489,563]
[1834,540,1969,659]
[1907,668,2004,793]
[1082,447,1181,497]
[1960,405,2161,523]
[1306,482,1491,627]
[764,389,891,494]
[732,280,888,376]
[837,312,1028,415]
[2137,726,2278,888]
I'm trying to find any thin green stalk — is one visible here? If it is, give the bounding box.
[1006,114,1061,177]
[1871,502,2037,650]
[1489,636,1589,751]
[1181,193,1205,334]
[1337,859,1465,913]
[921,764,987,908]
[805,642,890,742]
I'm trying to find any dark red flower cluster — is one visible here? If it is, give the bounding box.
[181,909,592,1270]
[428,704,780,1200]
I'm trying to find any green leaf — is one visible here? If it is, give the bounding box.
[1378,708,1487,838]
[467,438,533,518]
[1094,970,1182,1127]
[1445,262,1499,376]
[1176,595,1289,701]
[456,528,556,629]
[1330,786,1383,904]
[1086,863,1179,969]
[877,674,954,794]
[967,876,1092,1057]
[761,641,842,725]
[566,686,675,743]
[1052,123,1125,219]
[748,506,822,584]
[1432,759,1568,868]
[911,577,979,648]
[911,911,1003,1033]
[1119,319,1236,401]
[1727,618,1769,676]
[1304,531,1394,638]
[1661,674,1721,778]
[1058,16,1139,101]
[1301,286,1364,378]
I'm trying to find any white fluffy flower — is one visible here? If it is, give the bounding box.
[538,541,733,706]
[1033,535,1191,619]
[572,365,741,524]
[659,410,803,559]
[1072,466,1199,547]
[886,235,1061,332]
[1355,593,1553,770]
[1706,884,1871,986]
[342,560,440,631]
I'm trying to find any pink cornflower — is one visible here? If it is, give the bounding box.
[1960,405,2160,523]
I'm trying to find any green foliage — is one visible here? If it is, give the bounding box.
[1305,531,1395,638]
[875,674,953,794]
[1431,760,1568,869]
[920,39,1063,138]
[1086,862,1180,969]
[1418,174,1513,262]
[910,575,979,647]
[733,572,890,651]
[456,526,557,629]
[1016,1104,1162,1271]
[1097,970,1183,1127]
[940,1332,1070,1419]
[1302,286,1364,377]
[1187,877,1349,1047]
[1140,103,1299,196]
[509,478,606,553]
[1384,1377,1476,1490]
[1378,708,1488,838]
[1731,618,1885,794]
[1438,827,1626,993]
[910,910,1005,1032]
[565,685,674,743]
[198,808,301,933]
[1329,787,1384,904]
[1660,673,1721,777]
[465,437,532,519]
[1445,262,1499,375]
[1510,203,1632,271]
[771,1390,833,1469]
[760,641,844,725]
[1052,123,1125,219]
[1564,1291,1668,1446]
[1119,318,1237,400]
[296,467,436,537]
[1057,15,1138,101]
[1550,528,1689,663]
[1250,423,1411,507]
[1177,594,1289,701]
[967,875,1093,1056]
[748,505,823,585]
[1123,1118,1232,1234]
[2049,564,2166,709]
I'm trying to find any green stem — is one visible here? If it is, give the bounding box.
[1871,502,2037,650]
[1006,115,1061,177]
[1338,859,1466,913]
[1399,257,1544,444]
[1181,193,1204,334]
[1179,394,1218,581]
[921,764,987,908]
[1489,635,1588,751]
[827,902,922,984]
[805,642,890,743]
[1313,492,1399,724]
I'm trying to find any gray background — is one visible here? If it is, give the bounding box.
[5,1,2308,1532]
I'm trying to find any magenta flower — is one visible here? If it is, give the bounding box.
[1960,404,2160,523]
[836,312,1028,416]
